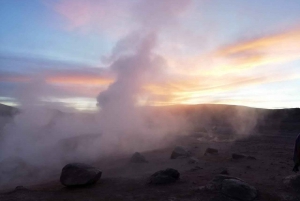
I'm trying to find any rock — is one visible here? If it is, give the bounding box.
[170,146,191,159]
[247,156,257,160]
[232,153,246,159]
[206,175,242,191]
[14,186,27,191]
[205,148,218,155]
[190,166,203,171]
[60,163,102,187]
[149,168,180,185]
[283,175,300,189]
[130,152,148,163]
[221,179,257,201]
[220,168,229,175]
[198,186,206,191]
[168,196,177,201]
[188,157,199,164]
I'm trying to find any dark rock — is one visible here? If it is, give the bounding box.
[60,163,102,187]
[15,186,27,191]
[205,148,218,155]
[130,152,148,163]
[170,146,191,159]
[232,153,246,160]
[190,166,203,171]
[149,168,180,185]
[206,175,241,191]
[188,157,199,164]
[247,156,257,160]
[220,168,229,175]
[221,179,257,201]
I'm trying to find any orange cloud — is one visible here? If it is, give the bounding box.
[166,27,300,78]
[143,71,300,106]
[211,27,300,73]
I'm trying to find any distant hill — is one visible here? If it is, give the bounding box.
[0,102,299,134]
[0,103,18,117]
[148,104,300,135]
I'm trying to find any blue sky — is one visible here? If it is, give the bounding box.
[1,0,300,110]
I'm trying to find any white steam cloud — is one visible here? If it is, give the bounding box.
[0,0,193,189]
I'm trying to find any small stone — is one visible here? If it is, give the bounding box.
[205,148,218,155]
[188,157,199,164]
[232,153,246,160]
[220,168,229,175]
[247,156,257,160]
[196,186,207,191]
[170,146,191,159]
[190,166,203,171]
[15,186,27,191]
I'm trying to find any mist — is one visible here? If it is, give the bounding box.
[0,0,267,190]
[0,31,192,189]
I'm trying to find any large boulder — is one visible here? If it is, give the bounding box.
[130,152,148,163]
[149,168,180,185]
[206,175,242,191]
[170,146,191,159]
[221,179,257,201]
[60,163,102,187]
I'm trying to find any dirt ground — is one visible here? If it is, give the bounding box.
[1,130,300,201]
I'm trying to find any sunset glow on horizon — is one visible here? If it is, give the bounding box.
[1,0,300,111]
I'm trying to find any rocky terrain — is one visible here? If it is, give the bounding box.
[0,104,300,201]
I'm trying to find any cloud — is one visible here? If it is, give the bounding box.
[133,0,192,30]
[2,26,300,110]
[211,27,300,73]
[3,3,300,110]
[46,0,134,36]
[47,0,193,37]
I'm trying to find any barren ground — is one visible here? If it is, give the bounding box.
[1,131,300,201]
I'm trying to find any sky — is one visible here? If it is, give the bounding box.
[1,0,300,111]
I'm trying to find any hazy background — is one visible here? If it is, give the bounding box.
[1,0,300,110]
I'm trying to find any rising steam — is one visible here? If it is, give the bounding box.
[0,32,191,189]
